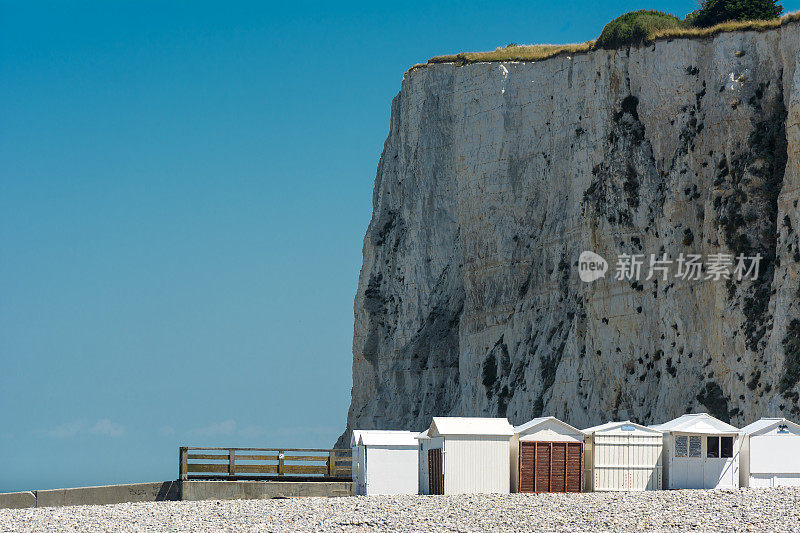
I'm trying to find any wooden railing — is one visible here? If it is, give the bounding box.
[179,447,352,481]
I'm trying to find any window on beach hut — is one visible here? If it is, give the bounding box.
[720,437,733,458]
[705,436,734,459]
[675,435,688,457]
[689,436,702,457]
[707,436,719,458]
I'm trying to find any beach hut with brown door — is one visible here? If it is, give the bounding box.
[511,417,585,493]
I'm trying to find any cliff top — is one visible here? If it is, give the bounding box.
[411,11,799,71]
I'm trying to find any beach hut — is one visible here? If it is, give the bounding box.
[650,413,741,489]
[582,421,663,492]
[419,417,514,495]
[511,417,585,493]
[739,417,800,488]
[350,430,419,495]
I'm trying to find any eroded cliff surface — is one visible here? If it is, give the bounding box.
[339,23,800,445]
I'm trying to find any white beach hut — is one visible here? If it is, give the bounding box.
[650,413,741,489]
[350,430,419,495]
[419,417,514,495]
[511,417,585,493]
[739,417,800,488]
[582,421,663,492]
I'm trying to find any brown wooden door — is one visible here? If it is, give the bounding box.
[551,443,567,492]
[519,441,583,493]
[565,442,583,492]
[519,440,542,492]
[428,448,444,495]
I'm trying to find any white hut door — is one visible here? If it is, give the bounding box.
[626,435,660,490]
[703,435,736,488]
[685,436,704,489]
[703,437,725,488]
[595,435,629,491]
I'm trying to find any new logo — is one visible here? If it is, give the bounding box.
[578,251,608,283]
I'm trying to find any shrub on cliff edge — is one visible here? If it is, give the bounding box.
[596,10,684,49]
[691,0,783,28]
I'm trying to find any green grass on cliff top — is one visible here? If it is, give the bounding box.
[595,10,684,49]
[415,10,799,69]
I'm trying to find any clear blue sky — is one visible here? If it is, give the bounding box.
[1,0,797,492]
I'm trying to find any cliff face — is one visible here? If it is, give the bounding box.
[339,23,800,446]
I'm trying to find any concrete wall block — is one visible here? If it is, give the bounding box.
[0,491,36,509]
[181,481,352,501]
[34,481,180,508]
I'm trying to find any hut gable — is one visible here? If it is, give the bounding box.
[584,420,662,436]
[514,416,585,442]
[357,431,418,447]
[740,417,800,437]
[649,413,740,434]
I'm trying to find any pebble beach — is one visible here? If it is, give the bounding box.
[2,488,799,532]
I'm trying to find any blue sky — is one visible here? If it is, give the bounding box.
[1,0,797,492]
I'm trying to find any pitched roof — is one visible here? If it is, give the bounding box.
[739,417,800,435]
[429,417,514,437]
[351,430,419,447]
[416,429,430,440]
[649,413,740,434]
[514,416,585,436]
[583,420,661,435]
[357,430,419,447]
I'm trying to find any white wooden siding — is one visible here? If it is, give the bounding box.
[442,436,510,495]
[592,434,662,491]
[749,473,800,487]
[363,446,418,495]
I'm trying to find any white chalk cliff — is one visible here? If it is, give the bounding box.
[338,22,800,445]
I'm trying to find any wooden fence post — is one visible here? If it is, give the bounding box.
[328,450,335,477]
[278,450,284,476]
[179,447,188,481]
[229,448,236,476]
